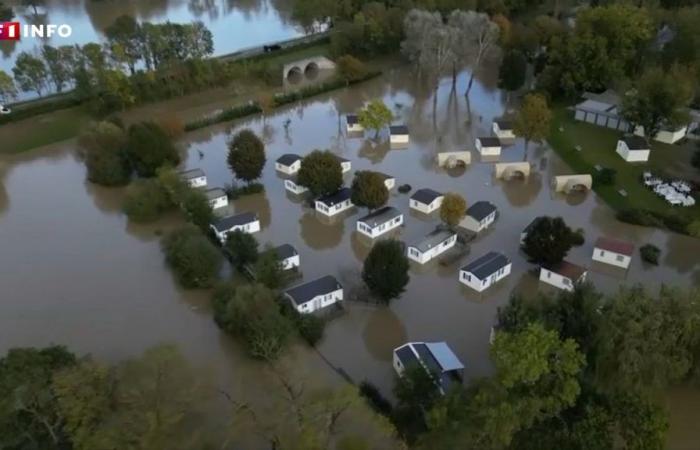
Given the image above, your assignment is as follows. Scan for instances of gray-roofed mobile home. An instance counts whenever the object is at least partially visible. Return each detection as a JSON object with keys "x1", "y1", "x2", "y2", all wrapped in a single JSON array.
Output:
[
  {"x1": 407, "y1": 229, "x2": 457, "y2": 264},
  {"x1": 284, "y1": 275, "x2": 343, "y2": 313},
  {"x1": 356, "y1": 206, "x2": 404, "y2": 238},
  {"x1": 393, "y1": 341, "x2": 464, "y2": 394},
  {"x1": 459, "y1": 252, "x2": 511, "y2": 292}
]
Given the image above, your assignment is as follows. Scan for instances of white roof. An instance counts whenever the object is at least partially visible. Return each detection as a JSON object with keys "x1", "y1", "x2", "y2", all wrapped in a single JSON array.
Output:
[{"x1": 425, "y1": 342, "x2": 464, "y2": 371}]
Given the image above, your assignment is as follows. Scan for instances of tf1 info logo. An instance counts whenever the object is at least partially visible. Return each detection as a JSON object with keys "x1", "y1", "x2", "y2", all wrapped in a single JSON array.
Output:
[{"x1": 0, "y1": 22, "x2": 73, "y2": 41}]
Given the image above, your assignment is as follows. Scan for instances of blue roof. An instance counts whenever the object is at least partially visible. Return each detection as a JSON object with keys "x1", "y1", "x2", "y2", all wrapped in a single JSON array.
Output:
[{"x1": 425, "y1": 342, "x2": 464, "y2": 372}]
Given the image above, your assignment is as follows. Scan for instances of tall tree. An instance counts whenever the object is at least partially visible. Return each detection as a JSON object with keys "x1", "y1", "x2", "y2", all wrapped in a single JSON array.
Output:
[
  {"x1": 125, "y1": 122, "x2": 180, "y2": 177},
  {"x1": 162, "y1": 225, "x2": 222, "y2": 288},
  {"x1": 297, "y1": 150, "x2": 343, "y2": 196},
  {"x1": 12, "y1": 52, "x2": 49, "y2": 97},
  {"x1": 357, "y1": 99, "x2": 393, "y2": 138},
  {"x1": 0, "y1": 1, "x2": 13, "y2": 21},
  {"x1": 362, "y1": 239, "x2": 410, "y2": 302},
  {"x1": 521, "y1": 216, "x2": 580, "y2": 266},
  {"x1": 498, "y1": 50, "x2": 527, "y2": 96},
  {"x1": 0, "y1": 70, "x2": 17, "y2": 103},
  {"x1": 514, "y1": 93, "x2": 551, "y2": 155},
  {"x1": 41, "y1": 45, "x2": 74, "y2": 93},
  {"x1": 351, "y1": 171, "x2": 389, "y2": 210},
  {"x1": 223, "y1": 229, "x2": 259, "y2": 269},
  {"x1": 439, "y1": 192, "x2": 467, "y2": 228},
  {"x1": 105, "y1": 15, "x2": 144, "y2": 75},
  {"x1": 253, "y1": 248, "x2": 285, "y2": 289},
  {"x1": 78, "y1": 120, "x2": 132, "y2": 186},
  {"x1": 227, "y1": 129, "x2": 266, "y2": 183}
]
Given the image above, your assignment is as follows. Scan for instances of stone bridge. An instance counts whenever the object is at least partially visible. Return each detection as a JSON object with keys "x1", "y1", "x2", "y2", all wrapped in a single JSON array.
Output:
[
  {"x1": 436, "y1": 151, "x2": 471, "y2": 168},
  {"x1": 494, "y1": 162, "x2": 530, "y2": 179},
  {"x1": 284, "y1": 56, "x2": 336, "y2": 79},
  {"x1": 552, "y1": 174, "x2": 593, "y2": 193}
]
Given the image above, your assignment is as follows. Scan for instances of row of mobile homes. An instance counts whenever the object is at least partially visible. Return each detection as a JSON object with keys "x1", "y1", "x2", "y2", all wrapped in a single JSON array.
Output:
[
  {"x1": 356, "y1": 206, "x2": 403, "y2": 239},
  {"x1": 275, "y1": 153, "x2": 302, "y2": 174},
  {"x1": 459, "y1": 252, "x2": 511, "y2": 292},
  {"x1": 179, "y1": 168, "x2": 207, "y2": 188},
  {"x1": 210, "y1": 212, "x2": 260, "y2": 243},
  {"x1": 393, "y1": 341, "x2": 464, "y2": 395},
  {"x1": 410, "y1": 188, "x2": 444, "y2": 214},
  {"x1": 407, "y1": 229, "x2": 457, "y2": 264},
  {"x1": 206, "y1": 188, "x2": 228, "y2": 210},
  {"x1": 284, "y1": 275, "x2": 343, "y2": 314},
  {"x1": 460, "y1": 201, "x2": 497, "y2": 233},
  {"x1": 315, "y1": 188, "x2": 354, "y2": 217}
]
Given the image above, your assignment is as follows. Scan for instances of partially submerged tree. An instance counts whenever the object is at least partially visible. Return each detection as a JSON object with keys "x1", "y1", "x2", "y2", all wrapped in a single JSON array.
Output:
[
  {"x1": 358, "y1": 99, "x2": 393, "y2": 138},
  {"x1": 224, "y1": 229, "x2": 259, "y2": 269},
  {"x1": 514, "y1": 93, "x2": 552, "y2": 155},
  {"x1": 78, "y1": 120, "x2": 131, "y2": 186},
  {"x1": 253, "y1": 248, "x2": 285, "y2": 289},
  {"x1": 12, "y1": 52, "x2": 49, "y2": 97},
  {"x1": 362, "y1": 239, "x2": 410, "y2": 302},
  {"x1": 162, "y1": 225, "x2": 222, "y2": 288},
  {"x1": 336, "y1": 54, "x2": 368, "y2": 84},
  {"x1": 498, "y1": 50, "x2": 527, "y2": 96},
  {"x1": 122, "y1": 179, "x2": 173, "y2": 223},
  {"x1": 521, "y1": 216, "x2": 581, "y2": 266},
  {"x1": 227, "y1": 129, "x2": 266, "y2": 183},
  {"x1": 351, "y1": 171, "x2": 389, "y2": 210},
  {"x1": 297, "y1": 150, "x2": 343, "y2": 196},
  {"x1": 0, "y1": 70, "x2": 17, "y2": 103},
  {"x1": 125, "y1": 121, "x2": 180, "y2": 177},
  {"x1": 439, "y1": 192, "x2": 467, "y2": 228}
]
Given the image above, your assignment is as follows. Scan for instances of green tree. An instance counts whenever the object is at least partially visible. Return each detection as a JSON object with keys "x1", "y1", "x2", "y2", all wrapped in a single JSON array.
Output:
[
  {"x1": 392, "y1": 364, "x2": 441, "y2": 440},
  {"x1": 297, "y1": 150, "x2": 343, "y2": 196},
  {"x1": 105, "y1": 15, "x2": 143, "y2": 75},
  {"x1": 612, "y1": 393, "x2": 669, "y2": 450},
  {"x1": 358, "y1": 99, "x2": 393, "y2": 138},
  {"x1": 180, "y1": 187, "x2": 213, "y2": 231},
  {"x1": 41, "y1": 45, "x2": 74, "y2": 93},
  {"x1": 254, "y1": 247, "x2": 284, "y2": 289},
  {"x1": 12, "y1": 52, "x2": 49, "y2": 96},
  {"x1": 0, "y1": 69, "x2": 17, "y2": 103},
  {"x1": 227, "y1": 129, "x2": 266, "y2": 183},
  {"x1": 20, "y1": 0, "x2": 44, "y2": 15},
  {"x1": 224, "y1": 229, "x2": 259, "y2": 269},
  {"x1": 0, "y1": 2, "x2": 13, "y2": 21},
  {"x1": 498, "y1": 50, "x2": 527, "y2": 94},
  {"x1": 78, "y1": 120, "x2": 131, "y2": 186},
  {"x1": 336, "y1": 54, "x2": 368, "y2": 84},
  {"x1": 439, "y1": 192, "x2": 467, "y2": 228},
  {"x1": 162, "y1": 225, "x2": 222, "y2": 288},
  {"x1": 521, "y1": 216, "x2": 580, "y2": 266},
  {"x1": 362, "y1": 239, "x2": 410, "y2": 302},
  {"x1": 122, "y1": 178, "x2": 173, "y2": 223},
  {"x1": 350, "y1": 171, "x2": 389, "y2": 210},
  {"x1": 514, "y1": 93, "x2": 551, "y2": 152},
  {"x1": 125, "y1": 122, "x2": 180, "y2": 177}
]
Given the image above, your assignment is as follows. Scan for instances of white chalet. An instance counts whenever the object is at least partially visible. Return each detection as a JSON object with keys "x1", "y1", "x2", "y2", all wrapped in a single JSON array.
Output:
[
  {"x1": 284, "y1": 177, "x2": 309, "y2": 195},
  {"x1": 393, "y1": 341, "x2": 464, "y2": 395},
  {"x1": 272, "y1": 244, "x2": 300, "y2": 270},
  {"x1": 346, "y1": 114, "x2": 363, "y2": 133},
  {"x1": 460, "y1": 201, "x2": 497, "y2": 233},
  {"x1": 210, "y1": 212, "x2": 260, "y2": 243},
  {"x1": 592, "y1": 237, "x2": 634, "y2": 269},
  {"x1": 492, "y1": 120, "x2": 515, "y2": 139},
  {"x1": 284, "y1": 275, "x2": 343, "y2": 314},
  {"x1": 179, "y1": 168, "x2": 207, "y2": 188},
  {"x1": 476, "y1": 137, "x2": 502, "y2": 156},
  {"x1": 275, "y1": 154, "x2": 302, "y2": 174},
  {"x1": 315, "y1": 188, "x2": 354, "y2": 217},
  {"x1": 407, "y1": 229, "x2": 457, "y2": 264},
  {"x1": 356, "y1": 206, "x2": 403, "y2": 239},
  {"x1": 389, "y1": 125, "x2": 410, "y2": 145},
  {"x1": 459, "y1": 252, "x2": 512, "y2": 292},
  {"x1": 205, "y1": 188, "x2": 228, "y2": 209},
  {"x1": 539, "y1": 260, "x2": 588, "y2": 292},
  {"x1": 335, "y1": 155, "x2": 352, "y2": 174},
  {"x1": 616, "y1": 136, "x2": 650, "y2": 162},
  {"x1": 410, "y1": 188, "x2": 444, "y2": 214}
]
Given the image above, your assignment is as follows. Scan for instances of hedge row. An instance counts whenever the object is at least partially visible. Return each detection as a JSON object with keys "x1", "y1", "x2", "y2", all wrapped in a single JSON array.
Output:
[{"x1": 0, "y1": 95, "x2": 84, "y2": 125}]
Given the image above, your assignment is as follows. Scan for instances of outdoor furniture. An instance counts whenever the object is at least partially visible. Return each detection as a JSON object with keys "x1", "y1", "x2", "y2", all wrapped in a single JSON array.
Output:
[{"x1": 618, "y1": 189, "x2": 628, "y2": 197}]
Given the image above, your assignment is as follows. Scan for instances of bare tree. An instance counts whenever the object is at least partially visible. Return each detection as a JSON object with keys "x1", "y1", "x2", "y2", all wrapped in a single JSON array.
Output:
[{"x1": 449, "y1": 10, "x2": 500, "y2": 98}]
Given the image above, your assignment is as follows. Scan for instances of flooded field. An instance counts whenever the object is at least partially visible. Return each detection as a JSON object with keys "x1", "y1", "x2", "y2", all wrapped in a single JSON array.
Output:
[{"x1": 1, "y1": 65, "x2": 699, "y2": 447}]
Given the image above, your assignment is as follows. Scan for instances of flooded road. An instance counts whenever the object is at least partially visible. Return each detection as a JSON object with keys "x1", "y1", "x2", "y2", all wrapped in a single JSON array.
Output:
[{"x1": 1, "y1": 64, "x2": 698, "y2": 447}]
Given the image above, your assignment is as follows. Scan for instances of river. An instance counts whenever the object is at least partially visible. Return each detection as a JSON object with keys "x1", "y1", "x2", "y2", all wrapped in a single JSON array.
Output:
[{"x1": 1, "y1": 63, "x2": 699, "y2": 448}]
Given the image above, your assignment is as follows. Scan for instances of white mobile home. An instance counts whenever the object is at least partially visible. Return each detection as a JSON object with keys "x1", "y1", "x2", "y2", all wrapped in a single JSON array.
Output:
[
  {"x1": 410, "y1": 188, "x2": 444, "y2": 214},
  {"x1": 335, "y1": 155, "x2": 352, "y2": 174},
  {"x1": 179, "y1": 168, "x2": 207, "y2": 188},
  {"x1": 592, "y1": 237, "x2": 634, "y2": 269},
  {"x1": 407, "y1": 229, "x2": 457, "y2": 264},
  {"x1": 539, "y1": 261, "x2": 588, "y2": 292},
  {"x1": 346, "y1": 114, "x2": 363, "y2": 133},
  {"x1": 272, "y1": 244, "x2": 300, "y2": 270},
  {"x1": 393, "y1": 341, "x2": 464, "y2": 395},
  {"x1": 634, "y1": 125, "x2": 687, "y2": 144},
  {"x1": 476, "y1": 137, "x2": 502, "y2": 156},
  {"x1": 284, "y1": 275, "x2": 343, "y2": 314},
  {"x1": 574, "y1": 90, "x2": 632, "y2": 132},
  {"x1": 356, "y1": 206, "x2": 403, "y2": 239},
  {"x1": 459, "y1": 252, "x2": 511, "y2": 292},
  {"x1": 460, "y1": 201, "x2": 497, "y2": 233},
  {"x1": 210, "y1": 212, "x2": 260, "y2": 243},
  {"x1": 390, "y1": 125, "x2": 410, "y2": 145},
  {"x1": 315, "y1": 188, "x2": 354, "y2": 217},
  {"x1": 616, "y1": 136, "x2": 650, "y2": 162},
  {"x1": 275, "y1": 154, "x2": 302, "y2": 174},
  {"x1": 284, "y1": 178, "x2": 309, "y2": 195},
  {"x1": 492, "y1": 120, "x2": 515, "y2": 139},
  {"x1": 205, "y1": 188, "x2": 228, "y2": 209}
]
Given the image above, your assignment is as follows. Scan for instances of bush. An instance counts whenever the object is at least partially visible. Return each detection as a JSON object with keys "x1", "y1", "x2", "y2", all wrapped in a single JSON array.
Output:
[
  {"x1": 572, "y1": 228, "x2": 585, "y2": 246},
  {"x1": 162, "y1": 226, "x2": 223, "y2": 288},
  {"x1": 224, "y1": 230, "x2": 259, "y2": 269},
  {"x1": 398, "y1": 184, "x2": 412, "y2": 194},
  {"x1": 640, "y1": 244, "x2": 661, "y2": 265},
  {"x1": 595, "y1": 168, "x2": 616, "y2": 185},
  {"x1": 78, "y1": 120, "x2": 131, "y2": 186},
  {"x1": 123, "y1": 179, "x2": 173, "y2": 222},
  {"x1": 362, "y1": 239, "x2": 410, "y2": 302},
  {"x1": 336, "y1": 54, "x2": 369, "y2": 83},
  {"x1": 616, "y1": 209, "x2": 664, "y2": 227},
  {"x1": 224, "y1": 182, "x2": 265, "y2": 199},
  {"x1": 180, "y1": 188, "x2": 214, "y2": 231},
  {"x1": 125, "y1": 121, "x2": 180, "y2": 177},
  {"x1": 359, "y1": 381, "x2": 393, "y2": 417},
  {"x1": 296, "y1": 314, "x2": 325, "y2": 346},
  {"x1": 157, "y1": 116, "x2": 185, "y2": 139},
  {"x1": 227, "y1": 129, "x2": 266, "y2": 183}
]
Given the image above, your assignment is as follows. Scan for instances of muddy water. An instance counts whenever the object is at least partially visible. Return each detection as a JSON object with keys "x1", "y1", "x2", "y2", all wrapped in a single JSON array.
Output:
[{"x1": 1, "y1": 64, "x2": 698, "y2": 447}]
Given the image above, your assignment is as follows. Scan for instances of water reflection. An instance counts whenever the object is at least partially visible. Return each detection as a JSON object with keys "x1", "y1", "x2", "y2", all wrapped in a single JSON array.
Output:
[
  {"x1": 362, "y1": 307, "x2": 407, "y2": 361},
  {"x1": 299, "y1": 210, "x2": 345, "y2": 250},
  {"x1": 496, "y1": 172, "x2": 542, "y2": 208},
  {"x1": 232, "y1": 191, "x2": 272, "y2": 229}
]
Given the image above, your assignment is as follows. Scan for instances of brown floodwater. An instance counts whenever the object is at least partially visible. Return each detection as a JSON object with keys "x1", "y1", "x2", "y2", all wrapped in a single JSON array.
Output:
[{"x1": 1, "y1": 64, "x2": 698, "y2": 448}]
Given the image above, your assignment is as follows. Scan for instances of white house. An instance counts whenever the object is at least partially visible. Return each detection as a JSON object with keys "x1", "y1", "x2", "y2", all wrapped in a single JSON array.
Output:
[
  {"x1": 459, "y1": 252, "x2": 512, "y2": 292},
  {"x1": 539, "y1": 261, "x2": 588, "y2": 292},
  {"x1": 492, "y1": 120, "x2": 515, "y2": 139},
  {"x1": 407, "y1": 229, "x2": 457, "y2": 264},
  {"x1": 284, "y1": 178, "x2": 309, "y2": 195},
  {"x1": 315, "y1": 187, "x2": 354, "y2": 217},
  {"x1": 616, "y1": 136, "x2": 650, "y2": 162},
  {"x1": 346, "y1": 114, "x2": 363, "y2": 133},
  {"x1": 335, "y1": 155, "x2": 352, "y2": 174},
  {"x1": 205, "y1": 188, "x2": 228, "y2": 209},
  {"x1": 179, "y1": 168, "x2": 207, "y2": 188},
  {"x1": 210, "y1": 212, "x2": 260, "y2": 243},
  {"x1": 377, "y1": 172, "x2": 396, "y2": 190},
  {"x1": 460, "y1": 201, "x2": 497, "y2": 233},
  {"x1": 356, "y1": 206, "x2": 403, "y2": 239},
  {"x1": 475, "y1": 137, "x2": 502, "y2": 156},
  {"x1": 275, "y1": 154, "x2": 302, "y2": 174},
  {"x1": 393, "y1": 341, "x2": 464, "y2": 395},
  {"x1": 284, "y1": 275, "x2": 343, "y2": 314},
  {"x1": 592, "y1": 237, "x2": 634, "y2": 269},
  {"x1": 272, "y1": 244, "x2": 300, "y2": 270},
  {"x1": 634, "y1": 124, "x2": 687, "y2": 144},
  {"x1": 390, "y1": 125, "x2": 410, "y2": 145},
  {"x1": 410, "y1": 188, "x2": 444, "y2": 214}
]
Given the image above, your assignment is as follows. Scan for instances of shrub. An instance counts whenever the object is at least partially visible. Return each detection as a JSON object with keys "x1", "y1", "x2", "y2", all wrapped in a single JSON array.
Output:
[
  {"x1": 616, "y1": 209, "x2": 663, "y2": 227},
  {"x1": 398, "y1": 184, "x2": 412, "y2": 194},
  {"x1": 224, "y1": 230, "x2": 259, "y2": 269},
  {"x1": 123, "y1": 179, "x2": 173, "y2": 222},
  {"x1": 640, "y1": 244, "x2": 661, "y2": 265},
  {"x1": 125, "y1": 121, "x2": 180, "y2": 177},
  {"x1": 336, "y1": 54, "x2": 369, "y2": 83},
  {"x1": 297, "y1": 150, "x2": 343, "y2": 196},
  {"x1": 572, "y1": 228, "x2": 585, "y2": 246},
  {"x1": 595, "y1": 168, "x2": 616, "y2": 185},
  {"x1": 157, "y1": 115, "x2": 185, "y2": 139},
  {"x1": 162, "y1": 226, "x2": 223, "y2": 288},
  {"x1": 224, "y1": 182, "x2": 265, "y2": 199},
  {"x1": 78, "y1": 120, "x2": 131, "y2": 186},
  {"x1": 359, "y1": 381, "x2": 393, "y2": 417},
  {"x1": 362, "y1": 239, "x2": 410, "y2": 302},
  {"x1": 296, "y1": 314, "x2": 325, "y2": 346}
]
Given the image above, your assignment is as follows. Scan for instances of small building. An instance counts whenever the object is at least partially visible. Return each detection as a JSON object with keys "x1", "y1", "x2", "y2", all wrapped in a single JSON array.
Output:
[
  {"x1": 520, "y1": 217, "x2": 545, "y2": 245},
  {"x1": 616, "y1": 136, "x2": 650, "y2": 163},
  {"x1": 492, "y1": 120, "x2": 515, "y2": 139},
  {"x1": 205, "y1": 188, "x2": 228, "y2": 209},
  {"x1": 459, "y1": 251, "x2": 512, "y2": 292},
  {"x1": 475, "y1": 137, "x2": 502, "y2": 156},
  {"x1": 460, "y1": 201, "x2": 497, "y2": 233},
  {"x1": 356, "y1": 206, "x2": 403, "y2": 239},
  {"x1": 376, "y1": 172, "x2": 396, "y2": 190},
  {"x1": 390, "y1": 125, "x2": 409, "y2": 145},
  {"x1": 436, "y1": 151, "x2": 471, "y2": 168},
  {"x1": 407, "y1": 229, "x2": 457, "y2": 264},
  {"x1": 393, "y1": 341, "x2": 464, "y2": 395},
  {"x1": 284, "y1": 275, "x2": 343, "y2": 314},
  {"x1": 346, "y1": 114, "x2": 363, "y2": 133},
  {"x1": 272, "y1": 244, "x2": 300, "y2": 270},
  {"x1": 552, "y1": 174, "x2": 593, "y2": 194},
  {"x1": 592, "y1": 237, "x2": 634, "y2": 269},
  {"x1": 409, "y1": 188, "x2": 444, "y2": 214},
  {"x1": 284, "y1": 178, "x2": 308, "y2": 195},
  {"x1": 539, "y1": 260, "x2": 588, "y2": 292},
  {"x1": 335, "y1": 155, "x2": 352, "y2": 174},
  {"x1": 634, "y1": 124, "x2": 687, "y2": 145},
  {"x1": 315, "y1": 187, "x2": 354, "y2": 217},
  {"x1": 275, "y1": 153, "x2": 302, "y2": 174},
  {"x1": 210, "y1": 212, "x2": 260, "y2": 243},
  {"x1": 179, "y1": 168, "x2": 207, "y2": 188},
  {"x1": 574, "y1": 90, "x2": 632, "y2": 132},
  {"x1": 494, "y1": 162, "x2": 530, "y2": 180}
]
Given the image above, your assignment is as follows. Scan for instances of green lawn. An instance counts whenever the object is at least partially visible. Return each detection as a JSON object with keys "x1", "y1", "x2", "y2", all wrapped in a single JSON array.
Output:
[
  {"x1": 0, "y1": 107, "x2": 90, "y2": 155},
  {"x1": 547, "y1": 107, "x2": 700, "y2": 218}
]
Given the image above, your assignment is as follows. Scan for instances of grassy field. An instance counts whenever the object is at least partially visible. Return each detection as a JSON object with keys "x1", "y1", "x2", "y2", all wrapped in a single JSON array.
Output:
[
  {"x1": 0, "y1": 107, "x2": 90, "y2": 155},
  {"x1": 547, "y1": 107, "x2": 700, "y2": 218}
]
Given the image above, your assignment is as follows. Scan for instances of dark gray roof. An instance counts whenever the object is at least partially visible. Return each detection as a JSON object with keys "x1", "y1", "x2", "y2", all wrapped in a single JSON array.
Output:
[
  {"x1": 410, "y1": 188, "x2": 442, "y2": 204},
  {"x1": 523, "y1": 217, "x2": 545, "y2": 234},
  {"x1": 346, "y1": 114, "x2": 358, "y2": 124},
  {"x1": 621, "y1": 135, "x2": 649, "y2": 150},
  {"x1": 478, "y1": 137, "x2": 501, "y2": 147},
  {"x1": 466, "y1": 201, "x2": 497, "y2": 221},
  {"x1": 179, "y1": 168, "x2": 205, "y2": 179},
  {"x1": 285, "y1": 275, "x2": 342, "y2": 305},
  {"x1": 374, "y1": 171, "x2": 394, "y2": 180},
  {"x1": 410, "y1": 229, "x2": 455, "y2": 253},
  {"x1": 395, "y1": 345, "x2": 419, "y2": 368},
  {"x1": 276, "y1": 153, "x2": 301, "y2": 166},
  {"x1": 461, "y1": 252, "x2": 510, "y2": 280},
  {"x1": 334, "y1": 154, "x2": 350, "y2": 163},
  {"x1": 273, "y1": 244, "x2": 298, "y2": 260},
  {"x1": 494, "y1": 119, "x2": 513, "y2": 130},
  {"x1": 390, "y1": 125, "x2": 409, "y2": 135},
  {"x1": 205, "y1": 188, "x2": 226, "y2": 200},
  {"x1": 358, "y1": 206, "x2": 402, "y2": 228},
  {"x1": 317, "y1": 187, "x2": 352, "y2": 207},
  {"x1": 212, "y1": 212, "x2": 258, "y2": 232},
  {"x1": 395, "y1": 342, "x2": 464, "y2": 393}
]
